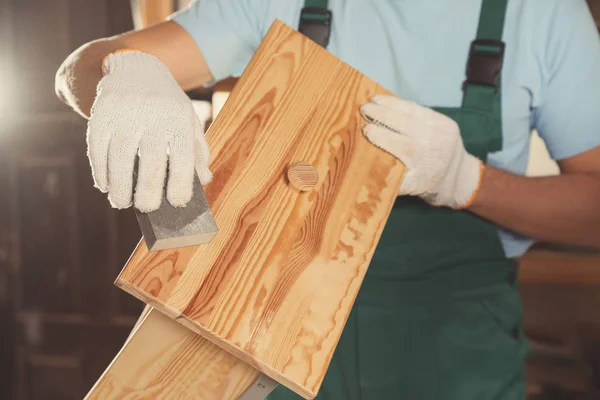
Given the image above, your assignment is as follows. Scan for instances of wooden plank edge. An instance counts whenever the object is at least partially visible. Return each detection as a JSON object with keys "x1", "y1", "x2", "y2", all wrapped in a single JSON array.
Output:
[
  {"x1": 85, "y1": 308, "x2": 263, "y2": 400},
  {"x1": 84, "y1": 307, "x2": 153, "y2": 399},
  {"x1": 115, "y1": 277, "x2": 317, "y2": 399}
]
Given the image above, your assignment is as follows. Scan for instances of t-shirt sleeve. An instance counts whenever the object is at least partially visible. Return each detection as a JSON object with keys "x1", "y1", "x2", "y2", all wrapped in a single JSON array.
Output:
[
  {"x1": 169, "y1": 0, "x2": 269, "y2": 84},
  {"x1": 532, "y1": 0, "x2": 600, "y2": 160}
]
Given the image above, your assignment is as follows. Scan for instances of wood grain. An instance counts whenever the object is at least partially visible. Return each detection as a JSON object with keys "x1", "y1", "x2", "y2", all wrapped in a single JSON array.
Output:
[
  {"x1": 86, "y1": 309, "x2": 260, "y2": 400},
  {"x1": 287, "y1": 162, "x2": 319, "y2": 192},
  {"x1": 116, "y1": 20, "x2": 405, "y2": 399}
]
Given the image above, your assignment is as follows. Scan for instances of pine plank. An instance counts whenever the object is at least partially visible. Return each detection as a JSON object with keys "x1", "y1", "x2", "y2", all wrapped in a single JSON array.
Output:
[
  {"x1": 115, "y1": 20, "x2": 405, "y2": 399},
  {"x1": 86, "y1": 309, "x2": 260, "y2": 400}
]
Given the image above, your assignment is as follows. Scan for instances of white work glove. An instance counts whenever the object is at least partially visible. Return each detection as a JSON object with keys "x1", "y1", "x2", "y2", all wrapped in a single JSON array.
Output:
[
  {"x1": 87, "y1": 49, "x2": 212, "y2": 213},
  {"x1": 360, "y1": 95, "x2": 484, "y2": 209}
]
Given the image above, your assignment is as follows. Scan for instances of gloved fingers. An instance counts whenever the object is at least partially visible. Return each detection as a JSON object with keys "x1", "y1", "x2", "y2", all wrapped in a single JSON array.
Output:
[
  {"x1": 134, "y1": 133, "x2": 169, "y2": 213},
  {"x1": 359, "y1": 101, "x2": 417, "y2": 137},
  {"x1": 107, "y1": 131, "x2": 142, "y2": 209},
  {"x1": 397, "y1": 177, "x2": 430, "y2": 198},
  {"x1": 368, "y1": 94, "x2": 439, "y2": 122},
  {"x1": 166, "y1": 125, "x2": 195, "y2": 208},
  {"x1": 85, "y1": 116, "x2": 113, "y2": 193},
  {"x1": 362, "y1": 123, "x2": 416, "y2": 169},
  {"x1": 368, "y1": 94, "x2": 418, "y2": 112},
  {"x1": 193, "y1": 117, "x2": 213, "y2": 186},
  {"x1": 364, "y1": 123, "x2": 431, "y2": 198},
  {"x1": 366, "y1": 94, "x2": 459, "y2": 134}
]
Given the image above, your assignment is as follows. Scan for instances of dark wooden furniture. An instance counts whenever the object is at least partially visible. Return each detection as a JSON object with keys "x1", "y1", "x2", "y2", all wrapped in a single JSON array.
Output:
[
  {"x1": 519, "y1": 3, "x2": 600, "y2": 397},
  {"x1": 0, "y1": 1, "x2": 143, "y2": 399},
  {"x1": 521, "y1": 245, "x2": 600, "y2": 399}
]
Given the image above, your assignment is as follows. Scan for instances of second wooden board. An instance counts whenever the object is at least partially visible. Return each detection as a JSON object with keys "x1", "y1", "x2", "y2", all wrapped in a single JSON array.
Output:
[
  {"x1": 86, "y1": 309, "x2": 260, "y2": 400},
  {"x1": 116, "y1": 20, "x2": 405, "y2": 399}
]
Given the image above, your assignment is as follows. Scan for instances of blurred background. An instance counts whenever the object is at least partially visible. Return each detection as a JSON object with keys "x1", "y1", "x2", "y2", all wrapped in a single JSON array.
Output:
[{"x1": 0, "y1": 1, "x2": 599, "y2": 399}]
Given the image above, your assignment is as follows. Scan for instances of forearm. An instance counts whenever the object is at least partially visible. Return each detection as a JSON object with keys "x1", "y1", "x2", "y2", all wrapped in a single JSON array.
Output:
[
  {"x1": 55, "y1": 38, "x2": 122, "y2": 118},
  {"x1": 55, "y1": 21, "x2": 213, "y2": 118},
  {"x1": 469, "y1": 165, "x2": 600, "y2": 249}
]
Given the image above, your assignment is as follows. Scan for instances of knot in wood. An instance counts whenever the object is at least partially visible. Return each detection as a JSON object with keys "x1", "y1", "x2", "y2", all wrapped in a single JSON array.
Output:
[{"x1": 287, "y1": 162, "x2": 318, "y2": 191}]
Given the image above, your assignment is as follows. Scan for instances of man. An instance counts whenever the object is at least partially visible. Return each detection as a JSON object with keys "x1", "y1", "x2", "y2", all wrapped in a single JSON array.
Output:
[{"x1": 55, "y1": 0, "x2": 600, "y2": 398}]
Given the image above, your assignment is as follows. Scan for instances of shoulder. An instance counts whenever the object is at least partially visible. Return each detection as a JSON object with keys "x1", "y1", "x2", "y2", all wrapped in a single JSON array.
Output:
[
  {"x1": 259, "y1": 0, "x2": 306, "y2": 37},
  {"x1": 507, "y1": 0, "x2": 595, "y2": 41},
  {"x1": 502, "y1": 0, "x2": 598, "y2": 95},
  {"x1": 172, "y1": 0, "x2": 304, "y2": 35},
  {"x1": 520, "y1": 0, "x2": 600, "y2": 160},
  {"x1": 508, "y1": 0, "x2": 591, "y2": 19}
]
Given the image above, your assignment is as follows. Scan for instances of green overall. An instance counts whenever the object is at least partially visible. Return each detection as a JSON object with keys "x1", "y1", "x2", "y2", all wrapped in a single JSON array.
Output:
[{"x1": 268, "y1": 0, "x2": 529, "y2": 398}]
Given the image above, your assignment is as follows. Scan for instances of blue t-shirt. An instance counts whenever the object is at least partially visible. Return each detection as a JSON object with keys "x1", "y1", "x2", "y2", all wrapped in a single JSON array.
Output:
[{"x1": 171, "y1": 0, "x2": 600, "y2": 258}]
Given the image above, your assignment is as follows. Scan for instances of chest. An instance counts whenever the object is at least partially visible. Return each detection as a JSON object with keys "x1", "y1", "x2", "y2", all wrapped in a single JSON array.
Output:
[
  {"x1": 278, "y1": 0, "x2": 536, "y2": 118},
  {"x1": 273, "y1": 0, "x2": 540, "y2": 170}
]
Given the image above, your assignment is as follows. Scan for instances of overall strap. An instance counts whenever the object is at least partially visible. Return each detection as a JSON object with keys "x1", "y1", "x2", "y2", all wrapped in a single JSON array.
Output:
[
  {"x1": 299, "y1": 0, "x2": 332, "y2": 47},
  {"x1": 462, "y1": 0, "x2": 508, "y2": 112}
]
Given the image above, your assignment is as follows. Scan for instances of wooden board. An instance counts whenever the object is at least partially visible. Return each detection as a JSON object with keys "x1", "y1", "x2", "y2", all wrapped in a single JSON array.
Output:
[
  {"x1": 86, "y1": 309, "x2": 260, "y2": 400},
  {"x1": 115, "y1": 20, "x2": 405, "y2": 399}
]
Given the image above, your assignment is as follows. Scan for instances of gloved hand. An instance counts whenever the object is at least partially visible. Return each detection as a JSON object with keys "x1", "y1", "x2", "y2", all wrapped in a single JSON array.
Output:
[
  {"x1": 360, "y1": 95, "x2": 483, "y2": 209},
  {"x1": 87, "y1": 49, "x2": 212, "y2": 213}
]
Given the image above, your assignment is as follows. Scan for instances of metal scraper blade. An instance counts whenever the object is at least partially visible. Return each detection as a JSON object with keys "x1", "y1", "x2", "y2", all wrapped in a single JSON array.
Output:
[{"x1": 237, "y1": 374, "x2": 279, "y2": 400}]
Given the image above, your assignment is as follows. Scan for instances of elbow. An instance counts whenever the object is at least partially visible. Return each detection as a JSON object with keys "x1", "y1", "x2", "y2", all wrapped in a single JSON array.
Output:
[
  {"x1": 586, "y1": 185, "x2": 600, "y2": 250},
  {"x1": 591, "y1": 178, "x2": 600, "y2": 249},
  {"x1": 593, "y1": 215, "x2": 600, "y2": 250}
]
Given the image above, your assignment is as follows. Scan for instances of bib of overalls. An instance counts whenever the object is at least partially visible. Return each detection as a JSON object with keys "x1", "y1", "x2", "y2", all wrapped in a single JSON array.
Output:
[{"x1": 268, "y1": 1, "x2": 529, "y2": 398}]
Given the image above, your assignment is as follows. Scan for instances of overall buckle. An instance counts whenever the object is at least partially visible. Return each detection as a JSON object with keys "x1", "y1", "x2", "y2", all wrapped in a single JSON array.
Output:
[
  {"x1": 299, "y1": 7, "x2": 332, "y2": 47},
  {"x1": 463, "y1": 39, "x2": 505, "y2": 92}
]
